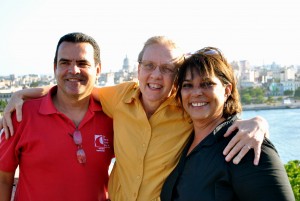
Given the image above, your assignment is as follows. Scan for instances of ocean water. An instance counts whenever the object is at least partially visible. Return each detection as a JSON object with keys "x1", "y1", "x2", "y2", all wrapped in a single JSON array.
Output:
[{"x1": 242, "y1": 108, "x2": 300, "y2": 164}]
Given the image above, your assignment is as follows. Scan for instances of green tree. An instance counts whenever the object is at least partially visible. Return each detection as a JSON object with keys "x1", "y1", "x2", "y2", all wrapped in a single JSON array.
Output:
[
  {"x1": 0, "y1": 99, "x2": 7, "y2": 112},
  {"x1": 256, "y1": 95, "x2": 265, "y2": 104},
  {"x1": 241, "y1": 94, "x2": 251, "y2": 104},
  {"x1": 240, "y1": 87, "x2": 265, "y2": 104},
  {"x1": 253, "y1": 87, "x2": 264, "y2": 97},
  {"x1": 266, "y1": 96, "x2": 275, "y2": 104},
  {"x1": 295, "y1": 87, "x2": 300, "y2": 99},
  {"x1": 30, "y1": 81, "x2": 39, "y2": 87},
  {"x1": 285, "y1": 160, "x2": 300, "y2": 201},
  {"x1": 284, "y1": 90, "x2": 294, "y2": 96}
]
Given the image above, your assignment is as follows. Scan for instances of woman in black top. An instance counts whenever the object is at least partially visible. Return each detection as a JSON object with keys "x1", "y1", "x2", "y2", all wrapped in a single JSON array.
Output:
[{"x1": 161, "y1": 47, "x2": 294, "y2": 201}]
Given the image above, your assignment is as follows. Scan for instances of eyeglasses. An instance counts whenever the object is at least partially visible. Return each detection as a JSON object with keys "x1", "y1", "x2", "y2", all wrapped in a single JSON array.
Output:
[
  {"x1": 184, "y1": 47, "x2": 221, "y2": 60},
  {"x1": 196, "y1": 47, "x2": 219, "y2": 55},
  {"x1": 72, "y1": 129, "x2": 86, "y2": 164},
  {"x1": 139, "y1": 60, "x2": 177, "y2": 75}
]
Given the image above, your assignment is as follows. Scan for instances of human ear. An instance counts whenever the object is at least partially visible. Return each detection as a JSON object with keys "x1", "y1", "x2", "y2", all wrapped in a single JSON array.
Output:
[{"x1": 225, "y1": 83, "x2": 232, "y2": 98}]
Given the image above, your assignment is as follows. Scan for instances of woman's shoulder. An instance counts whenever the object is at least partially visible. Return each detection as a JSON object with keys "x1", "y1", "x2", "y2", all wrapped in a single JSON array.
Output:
[{"x1": 100, "y1": 81, "x2": 138, "y2": 95}]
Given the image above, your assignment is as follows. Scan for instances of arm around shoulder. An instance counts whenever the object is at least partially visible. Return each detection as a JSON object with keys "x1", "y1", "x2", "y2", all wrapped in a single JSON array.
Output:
[
  {"x1": 18, "y1": 85, "x2": 53, "y2": 100},
  {"x1": 2, "y1": 85, "x2": 52, "y2": 138},
  {"x1": 230, "y1": 140, "x2": 294, "y2": 201},
  {"x1": 253, "y1": 116, "x2": 270, "y2": 138}
]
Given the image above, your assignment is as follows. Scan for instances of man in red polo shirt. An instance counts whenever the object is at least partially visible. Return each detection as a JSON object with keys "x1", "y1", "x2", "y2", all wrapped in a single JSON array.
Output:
[{"x1": 0, "y1": 32, "x2": 114, "y2": 201}]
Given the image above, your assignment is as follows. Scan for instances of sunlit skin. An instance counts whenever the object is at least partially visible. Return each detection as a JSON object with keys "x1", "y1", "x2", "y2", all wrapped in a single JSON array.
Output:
[
  {"x1": 181, "y1": 69, "x2": 232, "y2": 143},
  {"x1": 55, "y1": 42, "x2": 100, "y2": 102},
  {"x1": 137, "y1": 43, "x2": 181, "y2": 117}
]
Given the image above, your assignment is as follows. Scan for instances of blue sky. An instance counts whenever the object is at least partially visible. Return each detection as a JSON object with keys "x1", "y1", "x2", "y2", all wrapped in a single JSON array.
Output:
[{"x1": 0, "y1": 0, "x2": 299, "y2": 76}]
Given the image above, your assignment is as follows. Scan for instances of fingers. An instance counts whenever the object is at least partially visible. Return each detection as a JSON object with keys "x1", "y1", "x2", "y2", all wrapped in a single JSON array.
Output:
[
  {"x1": 3, "y1": 117, "x2": 9, "y2": 139},
  {"x1": 232, "y1": 144, "x2": 252, "y2": 164},
  {"x1": 223, "y1": 121, "x2": 239, "y2": 137},
  {"x1": 2, "y1": 97, "x2": 23, "y2": 138},
  {"x1": 225, "y1": 141, "x2": 253, "y2": 165},
  {"x1": 0, "y1": 118, "x2": 3, "y2": 139},
  {"x1": 224, "y1": 134, "x2": 249, "y2": 162},
  {"x1": 3, "y1": 114, "x2": 13, "y2": 139},
  {"x1": 15, "y1": 102, "x2": 23, "y2": 122},
  {"x1": 232, "y1": 144, "x2": 261, "y2": 165},
  {"x1": 223, "y1": 134, "x2": 239, "y2": 156},
  {"x1": 253, "y1": 142, "x2": 262, "y2": 166},
  {"x1": 224, "y1": 130, "x2": 263, "y2": 165},
  {"x1": 0, "y1": 118, "x2": 3, "y2": 131}
]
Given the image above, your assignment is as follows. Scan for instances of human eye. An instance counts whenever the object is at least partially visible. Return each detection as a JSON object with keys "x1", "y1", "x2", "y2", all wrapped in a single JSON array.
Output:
[
  {"x1": 145, "y1": 62, "x2": 155, "y2": 69},
  {"x1": 141, "y1": 61, "x2": 154, "y2": 70},
  {"x1": 182, "y1": 82, "x2": 193, "y2": 89},
  {"x1": 58, "y1": 59, "x2": 70, "y2": 67},
  {"x1": 77, "y1": 61, "x2": 91, "y2": 68},
  {"x1": 161, "y1": 65, "x2": 176, "y2": 74},
  {"x1": 200, "y1": 81, "x2": 215, "y2": 89}
]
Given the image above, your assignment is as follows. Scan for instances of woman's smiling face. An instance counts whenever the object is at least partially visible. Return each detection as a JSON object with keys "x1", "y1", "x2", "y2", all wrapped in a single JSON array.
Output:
[
  {"x1": 138, "y1": 43, "x2": 179, "y2": 107},
  {"x1": 180, "y1": 68, "x2": 231, "y2": 123}
]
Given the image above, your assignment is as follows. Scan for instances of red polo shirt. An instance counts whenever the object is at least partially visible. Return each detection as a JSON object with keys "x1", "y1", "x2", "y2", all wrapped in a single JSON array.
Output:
[{"x1": 0, "y1": 86, "x2": 114, "y2": 201}]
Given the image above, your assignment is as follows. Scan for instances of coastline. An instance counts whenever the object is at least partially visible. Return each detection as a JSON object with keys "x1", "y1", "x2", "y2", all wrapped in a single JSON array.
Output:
[{"x1": 242, "y1": 102, "x2": 300, "y2": 111}]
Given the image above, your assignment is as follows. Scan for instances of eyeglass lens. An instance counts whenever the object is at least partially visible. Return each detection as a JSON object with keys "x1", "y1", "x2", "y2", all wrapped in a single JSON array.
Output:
[{"x1": 73, "y1": 129, "x2": 86, "y2": 164}]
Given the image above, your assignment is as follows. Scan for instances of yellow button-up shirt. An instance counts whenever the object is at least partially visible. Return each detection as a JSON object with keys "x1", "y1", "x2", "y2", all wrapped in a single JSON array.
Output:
[{"x1": 99, "y1": 82, "x2": 193, "y2": 201}]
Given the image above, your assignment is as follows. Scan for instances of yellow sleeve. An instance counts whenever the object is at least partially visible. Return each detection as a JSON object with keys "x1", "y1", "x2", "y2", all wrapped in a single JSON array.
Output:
[{"x1": 98, "y1": 82, "x2": 137, "y2": 118}]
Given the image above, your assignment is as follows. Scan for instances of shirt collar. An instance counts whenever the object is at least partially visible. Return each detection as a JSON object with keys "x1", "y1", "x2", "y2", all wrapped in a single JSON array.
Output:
[
  {"x1": 213, "y1": 115, "x2": 238, "y2": 139},
  {"x1": 39, "y1": 86, "x2": 102, "y2": 115},
  {"x1": 187, "y1": 114, "x2": 239, "y2": 149}
]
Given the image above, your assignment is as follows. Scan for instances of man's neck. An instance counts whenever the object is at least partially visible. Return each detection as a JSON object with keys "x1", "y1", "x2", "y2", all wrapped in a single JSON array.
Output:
[{"x1": 52, "y1": 93, "x2": 90, "y2": 127}]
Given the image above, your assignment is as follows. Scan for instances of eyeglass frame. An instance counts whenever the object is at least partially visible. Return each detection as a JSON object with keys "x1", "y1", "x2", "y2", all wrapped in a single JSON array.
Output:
[
  {"x1": 184, "y1": 47, "x2": 225, "y2": 61},
  {"x1": 138, "y1": 60, "x2": 178, "y2": 75},
  {"x1": 70, "y1": 129, "x2": 87, "y2": 164}
]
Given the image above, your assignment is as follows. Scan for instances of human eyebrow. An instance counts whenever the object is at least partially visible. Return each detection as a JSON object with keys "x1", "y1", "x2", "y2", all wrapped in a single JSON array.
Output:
[
  {"x1": 76, "y1": 60, "x2": 92, "y2": 68},
  {"x1": 58, "y1": 58, "x2": 71, "y2": 63},
  {"x1": 200, "y1": 76, "x2": 213, "y2": 82}
]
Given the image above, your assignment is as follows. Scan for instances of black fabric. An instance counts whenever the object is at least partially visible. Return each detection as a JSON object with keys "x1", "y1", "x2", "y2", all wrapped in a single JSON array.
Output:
[{"x1": 160, "y1": 115, "x2": 294, "y2": 201}]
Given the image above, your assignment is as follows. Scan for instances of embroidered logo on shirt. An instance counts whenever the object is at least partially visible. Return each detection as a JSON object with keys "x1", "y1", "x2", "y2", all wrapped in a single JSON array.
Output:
[{"x1": 94, "y1": 135, "x2": 110, "y2": 152}]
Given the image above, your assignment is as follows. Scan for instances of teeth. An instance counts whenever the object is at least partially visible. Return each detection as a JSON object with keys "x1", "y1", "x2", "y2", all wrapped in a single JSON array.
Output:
[
  {"x1": 149, "y1": 83, "x2": 162, "y2": 89},
  {"x1": 191, "y1": 102, "x2": 206, "y2": 107},
  {"x1": 68, "y1": 78, "x2": 80, "y2": 81}
]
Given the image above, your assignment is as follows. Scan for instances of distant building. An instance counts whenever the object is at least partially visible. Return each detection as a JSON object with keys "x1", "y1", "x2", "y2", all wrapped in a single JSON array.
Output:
[
  {"x1": 281, "y1": 80, "x2": 300, "y2": 92},
  {"x1": 0, "y1": 87, "x2": 24, "y2": 102},
  {"x1": 122, "y1": 55, "x2": 132, "y2": 72},
  {"x1": 280, "y1": 66, "x2": 295, "y2": 81}
]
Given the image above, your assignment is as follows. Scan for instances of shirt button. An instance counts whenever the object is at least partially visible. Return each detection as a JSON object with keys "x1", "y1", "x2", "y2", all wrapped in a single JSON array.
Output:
[{"x1": 137, "y1": 175, "x2": 141, "y2": 179}]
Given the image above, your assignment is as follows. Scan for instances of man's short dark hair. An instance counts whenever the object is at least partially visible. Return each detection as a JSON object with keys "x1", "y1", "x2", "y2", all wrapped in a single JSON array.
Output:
[{"x1": 54, "y1": 32, "x2": 101, "y2": 65}]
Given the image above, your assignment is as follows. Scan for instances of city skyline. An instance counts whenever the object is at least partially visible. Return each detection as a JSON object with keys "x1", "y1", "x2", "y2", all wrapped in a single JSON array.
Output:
[
  {"x1": 0, "y1": 56, "x2": 297, "y2": 77},
  {"x1": 1, "y1": 0, "x2": 299, "y2": 76}
]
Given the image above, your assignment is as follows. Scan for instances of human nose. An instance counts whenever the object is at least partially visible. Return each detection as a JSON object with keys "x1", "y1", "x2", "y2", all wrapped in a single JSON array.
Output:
[
  {"x1": 150, "y1": 65, "x2": 163, "y2": 76},
  {"x1": 68, "y1": 62, "x2": 81, "y2": 74},
  {"x1": 191, "y1": 87, "x2": 203, "y2": 96}
]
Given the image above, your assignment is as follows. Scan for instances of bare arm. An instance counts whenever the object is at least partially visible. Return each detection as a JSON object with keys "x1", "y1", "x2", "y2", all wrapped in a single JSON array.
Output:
[
  {"x1": 0, "y1": 86, "x2": 52, "y2": 138},
  {"x1": 0, "y1": 170, "x2": 14, "y2": 201},
  {"x1": 0, "y1": 85, "x2": 100, "y2": 138},
  {"x1": 223, "y1": 116, "x2": 269, "y2": 165}
]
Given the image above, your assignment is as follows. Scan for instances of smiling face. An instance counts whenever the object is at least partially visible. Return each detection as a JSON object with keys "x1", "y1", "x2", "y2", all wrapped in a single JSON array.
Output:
[
  {"x1": 54, "y1": 42, "x2": 100, "y2": 100},
  {"x1": 138, "y1": 43, "x2": 180, "y2": 109},
  {"x1": 180, "y1": 68, "x2": 232, "y2": 123}
]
